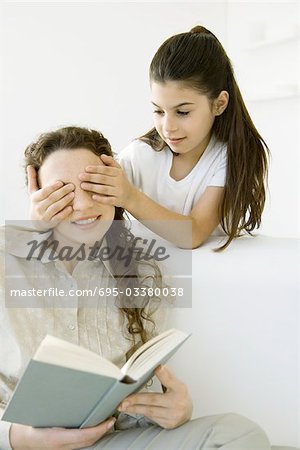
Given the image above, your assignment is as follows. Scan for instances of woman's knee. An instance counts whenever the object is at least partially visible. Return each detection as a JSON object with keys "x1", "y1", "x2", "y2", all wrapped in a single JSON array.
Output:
[{"x1": 192, "y1": 412, "x2": 271, "y2": 449}]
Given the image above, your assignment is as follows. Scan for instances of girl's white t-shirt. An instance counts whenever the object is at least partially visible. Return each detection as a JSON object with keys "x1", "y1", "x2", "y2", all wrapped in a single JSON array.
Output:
[{"x1": 117, "y1": 135, "x2": 227, "y2": 216}]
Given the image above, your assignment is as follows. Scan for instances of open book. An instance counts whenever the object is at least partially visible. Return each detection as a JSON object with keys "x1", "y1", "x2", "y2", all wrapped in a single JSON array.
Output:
[{"x1": 2, "y1": 328, "x2": 190, "y2": 429}]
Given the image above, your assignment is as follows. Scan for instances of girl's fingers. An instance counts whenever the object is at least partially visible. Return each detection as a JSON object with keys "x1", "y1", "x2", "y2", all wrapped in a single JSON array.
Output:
[
  {"x1": 31, "y1": 181, "x2": 66, "y2": 202},
  {"x1": 44, "y1": 192, "x2": 74, "y2": 218},
  {"x1": 27, "y1": 165, "x2": 39, "y2": 194},
  {"x1": 85, "y1": 165, "x2": 119, "y2": 176},
  {"x1": 48, "y1": 205, "x2": 73, "y2": 222},
  {"x1": 46, "y1": 184, "x2": 75, "y2": 202},
  {"x1": 100, "y1": 154, "x2": 122, "y2": 169},
  {"x1": 92, "y1": 194, "x2": 117, "y2": 205},
  {"x1": 81, "y1": 182, "x2": 115, "y2": 196},
  {"x1": 79, "y1": 172, "x2": 115, "y2": 186},
  {"x1": 34, "y1": 185, "x2": 74, "y2": 212},
  {"x1": 32, "y1": 189, "x2": 74, "y2": 223}
]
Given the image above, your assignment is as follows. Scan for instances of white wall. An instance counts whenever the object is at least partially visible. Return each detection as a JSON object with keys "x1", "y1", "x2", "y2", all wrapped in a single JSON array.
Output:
[{"x1": 1, "y1": 1, "x2": 299, "y2": 447}]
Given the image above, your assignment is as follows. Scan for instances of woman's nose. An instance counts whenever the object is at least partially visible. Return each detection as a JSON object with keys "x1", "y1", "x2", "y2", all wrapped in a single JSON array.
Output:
[{"x1": 72, "y1": 188, "x2": 94, "y2": 211}]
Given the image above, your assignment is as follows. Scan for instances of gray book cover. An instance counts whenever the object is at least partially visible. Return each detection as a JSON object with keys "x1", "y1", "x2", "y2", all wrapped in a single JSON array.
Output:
[{"x1": 2, "y1": 334, "x2": 189, "y2": 428}]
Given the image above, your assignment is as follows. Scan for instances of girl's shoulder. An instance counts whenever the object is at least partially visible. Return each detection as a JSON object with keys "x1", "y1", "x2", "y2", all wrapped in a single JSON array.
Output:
[
  {"x1": 200, "y1": 136, "x2": 227, "y2": 169},
  {"x1": 209, "y1": 135, "x2": 227, "y2": 156}
]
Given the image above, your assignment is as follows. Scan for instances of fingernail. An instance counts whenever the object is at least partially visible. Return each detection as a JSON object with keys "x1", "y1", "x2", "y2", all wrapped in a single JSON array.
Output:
[
  {"x1": 121, "y1": 401, "x2": 129, "y2": 410},
  {"x1": 107, "y1": 419, "x2": 116, "y2": 430}
]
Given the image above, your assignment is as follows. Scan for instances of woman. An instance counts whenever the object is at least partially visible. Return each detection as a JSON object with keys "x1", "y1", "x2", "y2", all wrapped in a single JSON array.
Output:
[{"x1": 0, "y1": 126, "x2": 271, "y2": 449}]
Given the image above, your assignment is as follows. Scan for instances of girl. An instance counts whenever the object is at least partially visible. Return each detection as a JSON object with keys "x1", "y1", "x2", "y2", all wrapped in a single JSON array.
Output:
[
  {"x1": 0, "y1": 127, "x2": 271, "y2": 449},
  {"x1": 77, "y1": 25, "x2": 269, "y2": 250}
]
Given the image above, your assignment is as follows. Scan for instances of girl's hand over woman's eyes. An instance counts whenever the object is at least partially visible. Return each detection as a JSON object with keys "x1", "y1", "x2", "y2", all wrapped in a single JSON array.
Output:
[
  {"x1": 78, "y1": 155, "x2": 137, "y2": 209},
  {"x1": 27, "y1": 165, "x2": 75, "y2": 230},
  {"x1": 10, "y1": 417, "x2": 116, "y2": 450},
  {"x1": 117, "y1": 365, "x2": 193, "y2": 429}
]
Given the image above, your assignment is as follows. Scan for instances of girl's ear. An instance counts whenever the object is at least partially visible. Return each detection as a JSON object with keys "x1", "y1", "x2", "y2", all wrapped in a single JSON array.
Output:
[{"x1": 214, "y1": 90, "x2": 229, "y2": 116}]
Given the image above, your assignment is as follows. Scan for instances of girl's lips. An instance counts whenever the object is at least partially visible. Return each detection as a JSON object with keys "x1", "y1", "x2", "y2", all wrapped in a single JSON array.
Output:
[{"x1": 166, "y1": 137, "x2": 185, "y2": 145}]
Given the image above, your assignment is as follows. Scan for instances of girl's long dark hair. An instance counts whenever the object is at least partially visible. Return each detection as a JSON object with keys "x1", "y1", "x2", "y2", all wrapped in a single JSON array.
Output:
[
  {"x1": 140, "y1": 25, "x2": 269, "y2": 250},
  {"x1": 24, "y1": 126, "x2": 162, "y2": 347}
]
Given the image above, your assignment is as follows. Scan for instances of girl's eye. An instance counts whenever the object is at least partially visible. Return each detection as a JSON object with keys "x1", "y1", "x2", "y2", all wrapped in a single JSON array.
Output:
[
  {"x1": 177, "y1": 111, "x2": 190, "y2": 116},
  {"x1": 153, "y1": 110, "x2": 164, "y2": 115}
]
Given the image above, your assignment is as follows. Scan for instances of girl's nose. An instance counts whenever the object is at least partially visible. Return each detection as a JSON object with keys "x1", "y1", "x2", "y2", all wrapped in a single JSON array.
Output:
[
  {"x1": 72, "y1": 188, "x2": 94, "y2": 211},
  {"x1": 163, "y1": 115, "x2": 178, "y2": 133}
]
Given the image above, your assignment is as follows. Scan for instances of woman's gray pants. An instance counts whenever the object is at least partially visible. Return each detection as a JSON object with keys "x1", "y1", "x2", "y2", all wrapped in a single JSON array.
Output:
[{"x1": 86, "y1": 413, "x2": 271, "y2": 449}]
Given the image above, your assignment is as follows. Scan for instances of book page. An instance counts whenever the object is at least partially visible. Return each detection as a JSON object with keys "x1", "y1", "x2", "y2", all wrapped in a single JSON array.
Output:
[
  {"x1": 34, "y1": 335, "x2": 122, "y2": 380},
  {"x1": 122, "y1": 329, "x2": 175, "y2": 371},
  {"x1": 122, "y1": 329, "x2": 188, "y2": 380}
]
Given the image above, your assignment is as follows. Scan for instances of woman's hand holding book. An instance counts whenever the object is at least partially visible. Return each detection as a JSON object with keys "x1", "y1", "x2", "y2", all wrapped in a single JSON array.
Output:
[
  {"x1": 118, "y1": 365, "x2": 193, "y2": 429},
  {"x1": 9, "y1": 417, "x2": 116, "y2": 450}
]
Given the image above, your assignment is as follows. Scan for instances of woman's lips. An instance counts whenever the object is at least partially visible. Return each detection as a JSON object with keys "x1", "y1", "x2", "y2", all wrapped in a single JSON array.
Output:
[{"x1": 71, "y1": 216, "x2": 101, "y2": 229}]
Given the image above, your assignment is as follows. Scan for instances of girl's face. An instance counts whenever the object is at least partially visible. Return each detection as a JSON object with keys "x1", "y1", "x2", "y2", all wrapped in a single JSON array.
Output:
[
  {"x1": 151, "y1": 81, "x2": 218, "y2": 158},
  {"x1": 39, "y1": 148, "x2": 115, "y2": 246}
]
